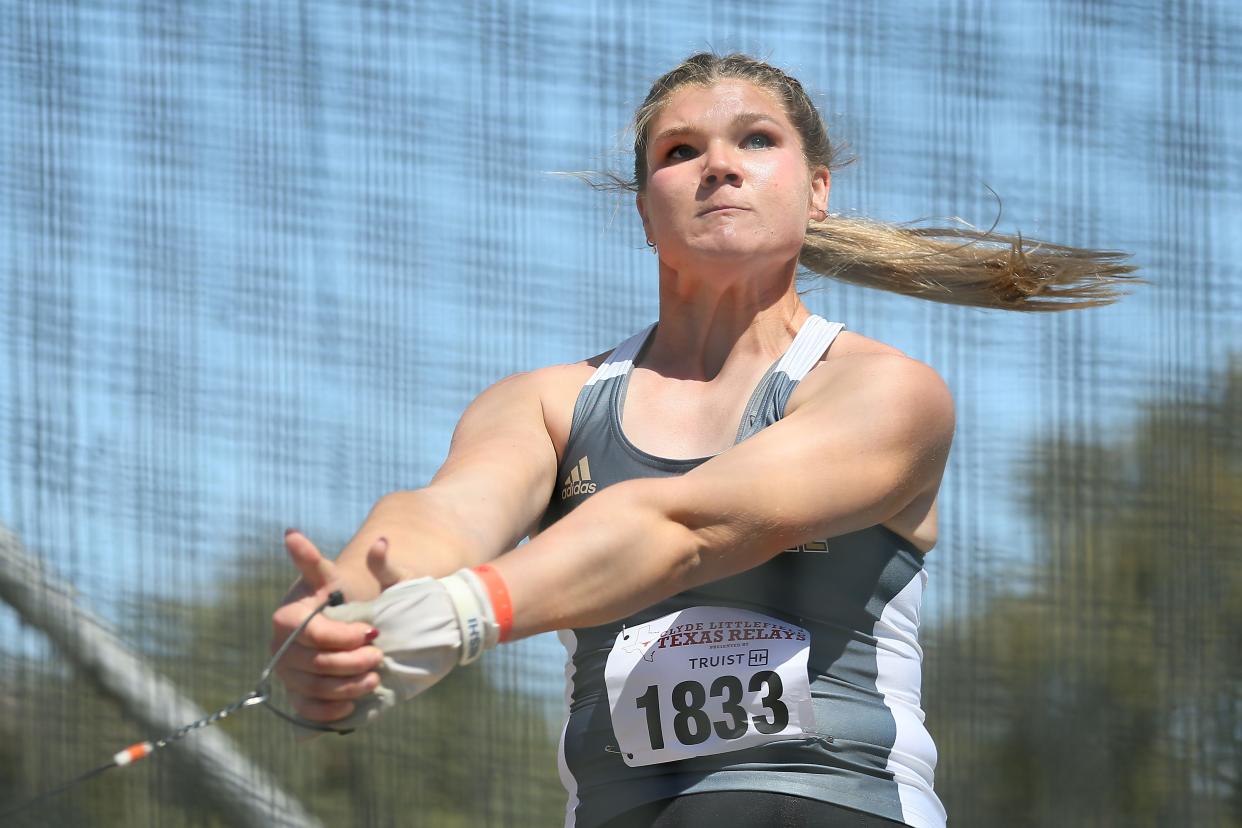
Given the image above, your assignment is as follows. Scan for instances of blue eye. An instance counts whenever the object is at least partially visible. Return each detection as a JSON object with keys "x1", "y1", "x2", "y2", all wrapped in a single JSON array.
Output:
[
  {"x1": 744, "y1": 133, "x2": 773, "y2": 149},
  {"x1": 667, "y1": 144, "x2": 697, "y2": 160}
]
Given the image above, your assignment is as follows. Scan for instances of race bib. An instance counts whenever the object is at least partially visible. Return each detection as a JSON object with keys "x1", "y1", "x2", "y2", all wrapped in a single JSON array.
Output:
[{"x1": 605, "y1": 606, "x2": 814, "y2": 767}]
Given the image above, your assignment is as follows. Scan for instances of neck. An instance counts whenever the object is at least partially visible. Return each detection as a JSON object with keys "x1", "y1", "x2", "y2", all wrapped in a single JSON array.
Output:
[{"x1": 644, "y1": 255, "x2": 810, "y2": 381}]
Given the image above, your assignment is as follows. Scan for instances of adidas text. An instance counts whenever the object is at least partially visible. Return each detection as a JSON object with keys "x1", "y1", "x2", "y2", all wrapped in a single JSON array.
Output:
[{"x1": 562, "y1": 480, "x2": 597, "y2": 498}]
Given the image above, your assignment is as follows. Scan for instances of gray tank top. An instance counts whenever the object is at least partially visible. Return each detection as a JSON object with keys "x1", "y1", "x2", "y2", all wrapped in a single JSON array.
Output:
[{"x1": 542, "y1": 316, "x2": 946, "y2": 828}]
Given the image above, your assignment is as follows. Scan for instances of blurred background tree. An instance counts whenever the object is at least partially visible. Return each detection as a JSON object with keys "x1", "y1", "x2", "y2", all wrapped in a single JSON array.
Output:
[
  {"x1": 928, "y1": 358, "x2": 1241, "y2": 827},
  {"x1": 0, "y1": 531, "x2": 566, "y2": 826}
]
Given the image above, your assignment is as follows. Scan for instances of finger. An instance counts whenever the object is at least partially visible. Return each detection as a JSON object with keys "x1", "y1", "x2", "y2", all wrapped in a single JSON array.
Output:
[
  {"x1": 284, "y1": 529, "x2": 337, "y2": 592},
  {"x1": 278, "y1": 667, "x2": 381, "y2": 702},
  {"x1": 287, "y1": 692, "x2": 356, "y2": 724},
  {"x1": 366, "y1": 537, "x2": 412, "y2": 591},
  {"x1": 270, "y1": 598, "x2": 318, "y2": 655},
  {"x1": 274, "y1": 642, "x2": 384, "y2": 676},
  {"x1": 321, "y1": 600, "x2": 374, "y2": 626},
  {"x1": 272, "y1": 595, "x2": 374, "y2": 648},
  {"x1": 300, "y1": 614, "x2": 377, "y2": 651},
  {"x1": 273, "y1": 610, "x2": 376, "y2": 652}
]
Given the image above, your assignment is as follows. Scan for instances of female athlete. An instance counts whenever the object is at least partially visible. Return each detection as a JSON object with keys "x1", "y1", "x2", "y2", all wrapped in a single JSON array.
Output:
[{"x1": 270, "y1": 53, "x2": 1134, "y2": 827}]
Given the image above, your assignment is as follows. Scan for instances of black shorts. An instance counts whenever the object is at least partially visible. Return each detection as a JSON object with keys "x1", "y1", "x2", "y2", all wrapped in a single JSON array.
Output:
[{"x1": 596, "y1": 791, "x2": 910, "y2": 828}]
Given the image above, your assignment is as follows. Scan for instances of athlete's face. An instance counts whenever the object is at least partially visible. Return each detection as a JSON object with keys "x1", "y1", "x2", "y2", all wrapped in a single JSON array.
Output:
[{"x1": 637, "y1": 80, "x2": 829, "y2": 269}]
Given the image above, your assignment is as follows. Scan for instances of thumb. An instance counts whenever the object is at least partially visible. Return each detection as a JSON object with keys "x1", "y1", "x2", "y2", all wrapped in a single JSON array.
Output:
[
  {"x1": 367, "y1": 537, "x2": 413, "y2": 592},
  {"x1": 284, "y1": 529, "x2": 338, "y2": 593}
]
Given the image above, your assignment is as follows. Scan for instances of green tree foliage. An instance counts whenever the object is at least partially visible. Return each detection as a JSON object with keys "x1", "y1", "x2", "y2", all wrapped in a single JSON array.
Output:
[
  {"x1": 0, "y1": 532, "x2": 566, "y2": 826},
  {"x1": 927, "y1": 359, "x2": 1241, "y2": 827}
]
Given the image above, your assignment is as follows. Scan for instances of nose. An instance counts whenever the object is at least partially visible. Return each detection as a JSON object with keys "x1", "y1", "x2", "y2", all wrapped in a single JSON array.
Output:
[{"x1": 701, "y1": 141, "x2": 742, "y2": 187}]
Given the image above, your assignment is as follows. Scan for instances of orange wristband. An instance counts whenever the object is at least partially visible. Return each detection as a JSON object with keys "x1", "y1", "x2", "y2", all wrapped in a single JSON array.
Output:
[{"x1": 471, "y1": 564, "x2": 514, "y2": 643}]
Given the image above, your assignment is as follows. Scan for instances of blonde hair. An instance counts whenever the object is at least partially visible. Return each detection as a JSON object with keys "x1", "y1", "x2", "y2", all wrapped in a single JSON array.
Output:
[{"x1": 602, "y1": 52, "x2": 1138, "y2": 311}]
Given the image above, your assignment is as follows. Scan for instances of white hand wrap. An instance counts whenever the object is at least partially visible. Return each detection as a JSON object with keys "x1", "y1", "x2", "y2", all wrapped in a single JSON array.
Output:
[{"x1": 313, "y1": 569, "x2": 500, "y2": 731}]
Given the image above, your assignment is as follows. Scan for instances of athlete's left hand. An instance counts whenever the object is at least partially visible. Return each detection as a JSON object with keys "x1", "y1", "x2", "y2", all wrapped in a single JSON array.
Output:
[{"x1": 315, "y1": 539, "x2": 502, "y2": 732}]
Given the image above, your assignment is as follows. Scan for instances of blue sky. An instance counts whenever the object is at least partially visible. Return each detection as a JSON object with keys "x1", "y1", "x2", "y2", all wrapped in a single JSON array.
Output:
[{"x1": 1, "y1": 0, "x2": 1238, "y2": 685}]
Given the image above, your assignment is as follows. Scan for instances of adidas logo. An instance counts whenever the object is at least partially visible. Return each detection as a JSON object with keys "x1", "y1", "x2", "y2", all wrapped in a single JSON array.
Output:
[{"x1": 560, "y1": 456, "x2": 598, "y2": 500}]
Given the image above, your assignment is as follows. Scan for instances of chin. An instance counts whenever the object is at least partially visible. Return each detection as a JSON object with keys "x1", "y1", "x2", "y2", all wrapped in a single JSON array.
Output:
[
  {"x1": 688, "y1": 237, "x2": 791, "y2": 263},
  {"x1": 693, "y1": 243, "x2": 758, "y2": 259}
]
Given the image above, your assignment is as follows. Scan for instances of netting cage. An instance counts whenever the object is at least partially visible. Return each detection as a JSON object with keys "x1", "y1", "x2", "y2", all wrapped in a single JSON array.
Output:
[{"x1": 2, "y1": 1, "x2": 1239, "y2": 826}]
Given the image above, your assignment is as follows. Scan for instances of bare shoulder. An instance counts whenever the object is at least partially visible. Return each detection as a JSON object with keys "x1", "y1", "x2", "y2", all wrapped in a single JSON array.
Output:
[
  {"x1": 467, "y1": 340, "x2": 617, "y2": 464},
  {"x1": 820, "y1": 329, "x2": 910, "y2": 361},
  {"x1": 788, "y1": 330, "x2": 955, "y2": 443},
  {"x1": 519, "y1": 351, "x2": 611, "y2": 459},
  {"x1": 493, "y1": 350, "x2": 606, "y2": 401}
]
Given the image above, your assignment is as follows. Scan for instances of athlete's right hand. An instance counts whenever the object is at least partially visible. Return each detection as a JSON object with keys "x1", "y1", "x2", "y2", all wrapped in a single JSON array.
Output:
[{"x1": 270, "y1": 530, "x2": 384, "y2": 725}]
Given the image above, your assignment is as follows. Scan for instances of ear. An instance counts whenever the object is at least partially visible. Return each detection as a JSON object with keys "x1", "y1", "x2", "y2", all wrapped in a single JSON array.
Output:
[
  {"x1": 636, "y1": 191, "x2": 653, "y2": 242},
  {"x1": 808, "y1": 166, "x2": 831, "y2": 218}
]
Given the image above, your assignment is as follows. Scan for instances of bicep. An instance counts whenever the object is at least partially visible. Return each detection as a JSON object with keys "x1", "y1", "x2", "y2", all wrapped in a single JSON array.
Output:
[
  {"x1": 668, "y1": 357, "x2": 954, "y2": 573},
  {"x1": 424, "y1": 371, "x2": 560, "y2": 559}
]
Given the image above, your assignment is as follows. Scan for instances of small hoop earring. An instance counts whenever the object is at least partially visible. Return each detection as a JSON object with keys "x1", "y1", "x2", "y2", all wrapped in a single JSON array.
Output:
[{"x1": 646, "y1": 238, "x2": 657, "y2": 253}]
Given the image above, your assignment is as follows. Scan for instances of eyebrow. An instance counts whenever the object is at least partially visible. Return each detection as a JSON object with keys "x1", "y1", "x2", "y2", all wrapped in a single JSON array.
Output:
[{"x1": 651, "y1": 112, "x2": 781, "y2": 145}]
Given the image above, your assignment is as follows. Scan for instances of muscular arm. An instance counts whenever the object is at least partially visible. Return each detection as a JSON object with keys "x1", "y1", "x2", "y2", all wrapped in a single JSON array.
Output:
[
  {"x1": 271, "y1": 369, "x2": 561, "y2": 721},
  {"x1": 491, "y1": 354, "x2": 955, "y2": 638},
  {"x1": 278, "y1": 354, "x2": 951, "y2": 724},
  {"x1": 321, "y1": 370, "x2": 561, "y2": 601}
]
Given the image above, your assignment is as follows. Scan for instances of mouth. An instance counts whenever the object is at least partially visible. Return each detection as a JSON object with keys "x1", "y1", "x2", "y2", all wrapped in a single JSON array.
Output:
[{"x1": 697, "y1": 205, "x2": 748, "y2": 216}]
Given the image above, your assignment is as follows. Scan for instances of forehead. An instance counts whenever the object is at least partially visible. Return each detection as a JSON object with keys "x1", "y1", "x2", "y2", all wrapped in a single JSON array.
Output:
[{"x1": 650, "y1": 79, "x2": 790, "y2": 135}]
